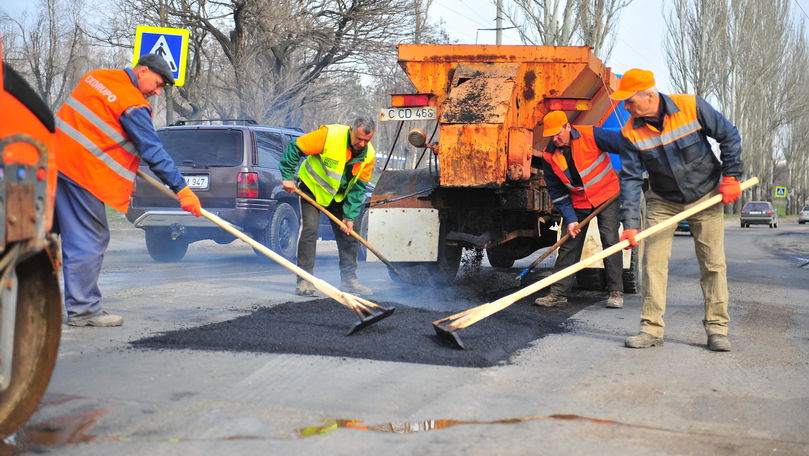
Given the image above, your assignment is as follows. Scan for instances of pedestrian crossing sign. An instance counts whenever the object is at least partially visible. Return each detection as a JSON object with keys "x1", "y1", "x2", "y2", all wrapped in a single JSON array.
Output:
[
  {"x1": 132, "y1": 26, "x2": 190, "y2": 87},
  {"x1": 774, "y1": 186, "x2": 787, "y2": 198}
]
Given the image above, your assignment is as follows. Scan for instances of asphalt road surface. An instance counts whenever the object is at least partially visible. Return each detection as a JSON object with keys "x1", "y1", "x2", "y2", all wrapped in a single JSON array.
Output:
[{"x1": 4, "y1": 219, "x2": 809, "y2": 455}]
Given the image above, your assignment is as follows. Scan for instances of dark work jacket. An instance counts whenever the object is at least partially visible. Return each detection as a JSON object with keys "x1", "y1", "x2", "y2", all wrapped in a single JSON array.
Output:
[{"x1": 618, "y1": 93, "x2": 743, "y2": 229}]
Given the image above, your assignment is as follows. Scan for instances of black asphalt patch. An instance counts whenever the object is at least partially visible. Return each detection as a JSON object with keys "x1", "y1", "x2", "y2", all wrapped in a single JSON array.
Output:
[{"x1": 131, "y1": 296, "x2": 594, "y2": 368}]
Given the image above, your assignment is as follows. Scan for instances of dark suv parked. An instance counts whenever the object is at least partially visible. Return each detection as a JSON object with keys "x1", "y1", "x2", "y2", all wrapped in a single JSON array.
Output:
[{"x1": 127, "y1": 120, "x2": 303, "y2": 262}]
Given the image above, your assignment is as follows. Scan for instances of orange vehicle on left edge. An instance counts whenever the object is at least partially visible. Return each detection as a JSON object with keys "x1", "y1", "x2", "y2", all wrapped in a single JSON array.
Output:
[{"x1": 0, "y1": 36, "x2": 63, "y2": 439}]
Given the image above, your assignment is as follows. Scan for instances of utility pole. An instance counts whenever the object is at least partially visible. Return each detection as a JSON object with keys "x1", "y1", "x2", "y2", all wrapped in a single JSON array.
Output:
[
  {"x1": 159, "y1": 0, "x2": 174, "y2": 126},
  {"x1": 496, "y1": 0, "x2": 503, "y2": 45}
]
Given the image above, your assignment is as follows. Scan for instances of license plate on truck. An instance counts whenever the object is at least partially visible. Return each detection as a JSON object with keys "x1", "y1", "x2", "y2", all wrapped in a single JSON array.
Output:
[
  {"x1": 379, "y1": 106, "x2": 436, "y2": 121},
  {"x1": 183, "y1": 174, "x2": 209, "y2": 189}
]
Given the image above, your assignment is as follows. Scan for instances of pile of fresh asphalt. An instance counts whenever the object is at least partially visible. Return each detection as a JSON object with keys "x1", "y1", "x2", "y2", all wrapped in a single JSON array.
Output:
[{"x1": 131, "y1": 293, "x2": 593, "y2": 368}]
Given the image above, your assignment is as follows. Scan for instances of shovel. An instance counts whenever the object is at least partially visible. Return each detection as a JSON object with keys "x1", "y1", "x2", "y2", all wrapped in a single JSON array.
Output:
[
  {"x1": 515, "y1": 193, "x2": 619, "y2": 282},
  {"x1": 433, "y1": 177, "x2": 759, "y2": 349},
  {"x1": 137, "y1": 170, "x2": 394, "y2": 335},
  {"x1": 293, "y1": 187, "x2": 401, "y2": 277}
]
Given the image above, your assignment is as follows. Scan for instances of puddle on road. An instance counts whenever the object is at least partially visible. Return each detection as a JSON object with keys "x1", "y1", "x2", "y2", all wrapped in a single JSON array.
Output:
[
  {"x1": 298, "y1": 414, "x2": 618, "y2": 437},
  {"x1": 0, "y1": 396, "x2": 106, "y2": 455}
]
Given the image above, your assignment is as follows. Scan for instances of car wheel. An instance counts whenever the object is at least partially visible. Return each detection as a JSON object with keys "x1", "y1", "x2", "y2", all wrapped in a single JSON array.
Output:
[
  {"x1": 740, "y1": 223, "x2": 745, "y2": 228},
  {"x1": 256, "y1": 202, "x2": 299, "y2": 261},
  {"x1": 145, "y1": 228, "x2": 188, "y2": 262}
]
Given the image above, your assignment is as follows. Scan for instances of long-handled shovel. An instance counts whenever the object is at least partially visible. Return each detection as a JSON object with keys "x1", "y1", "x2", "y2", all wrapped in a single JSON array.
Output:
[
  {"x1": 137, "y1": 170, "x2": 394, "y2": 335},
  {"x1": 434, "y1": 177, "x2": 759, "y2": 349},
  {"x1": 293, "y1": 187, "x2": 401, "y2": 277},
  {"x1": 515, "y1": 193, "x2": 619, "y2": 282}
]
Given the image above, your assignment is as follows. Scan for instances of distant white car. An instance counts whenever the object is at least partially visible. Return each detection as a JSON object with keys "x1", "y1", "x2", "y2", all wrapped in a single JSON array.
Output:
[{"x1": 799, "y1": 205, "x2": 809, "y2": 224}]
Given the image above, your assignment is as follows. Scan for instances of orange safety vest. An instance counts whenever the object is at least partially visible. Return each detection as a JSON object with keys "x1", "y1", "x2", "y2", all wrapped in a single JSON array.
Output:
[
  {"x1": 543, "y1": 125, "x2": 619, "y2": 209},
  {"x1": 620, "y1": 94, "x2": 700, "y2": 154},
  {"x1": 55, "y1": 69, "x2": 151, "y2": 212}
]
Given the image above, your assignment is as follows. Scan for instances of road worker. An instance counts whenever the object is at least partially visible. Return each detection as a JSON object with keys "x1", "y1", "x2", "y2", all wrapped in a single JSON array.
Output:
[
  {"x1": 280, "y1": 118, "x2": 376, "y2": 296},
  {"x1": 54, "y1": 54, "x2": 201, "y2": 327},
  {"x1": 534, "y1": 110, "x2": 625, "y2": 309},
  {"x1": 610, "y1": 68, "x2": 743, "y2": 351}
]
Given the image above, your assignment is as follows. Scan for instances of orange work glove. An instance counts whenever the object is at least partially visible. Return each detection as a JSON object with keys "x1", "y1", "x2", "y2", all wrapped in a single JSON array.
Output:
[
  {"x1": 620, "y1": 229, "x2": 638, "y2": 249},
  {"x1": 177, "y1": 186, "x2": 201, "y2": 217},
  {"x1": 719, "y1": 176, "x2": 741, "y2": 204}
]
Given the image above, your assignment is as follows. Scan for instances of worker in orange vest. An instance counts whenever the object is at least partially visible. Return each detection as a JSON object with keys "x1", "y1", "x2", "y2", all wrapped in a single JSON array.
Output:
[
  {"x1": 53, "y1": 54, "x2": 201, "y2": 327},
  {"x1": 610, "y1": 69, "x2": 743, "y2": 351},
  {"x1": 535, "y1": 110, "x2": 625, "y2": 309}
]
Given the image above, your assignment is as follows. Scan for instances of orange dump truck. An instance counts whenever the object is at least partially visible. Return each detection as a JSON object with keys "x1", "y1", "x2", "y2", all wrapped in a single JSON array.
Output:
[
  {"x1": 368, "y1": 44, "x2": 639, "y2": 289},
  {"x1": 0, "y1": 40, "x2": 62, "y2": 438}
]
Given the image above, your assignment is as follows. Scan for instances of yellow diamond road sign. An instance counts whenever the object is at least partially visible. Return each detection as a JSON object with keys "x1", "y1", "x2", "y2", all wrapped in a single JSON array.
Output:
[{"x1": 132, "y1": 26, "x2": 190, "y2": 87}]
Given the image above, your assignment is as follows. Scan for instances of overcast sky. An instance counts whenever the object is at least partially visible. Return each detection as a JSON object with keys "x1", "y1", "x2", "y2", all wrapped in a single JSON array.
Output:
[{"x1": 5, "y1": 0, "x2": 809, "y2": 93}]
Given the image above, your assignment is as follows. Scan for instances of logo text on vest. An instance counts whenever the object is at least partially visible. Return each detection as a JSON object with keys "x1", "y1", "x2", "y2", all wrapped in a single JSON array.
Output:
[{"x1": 84, "y1": 74, "x2": 118, "y2": 103}]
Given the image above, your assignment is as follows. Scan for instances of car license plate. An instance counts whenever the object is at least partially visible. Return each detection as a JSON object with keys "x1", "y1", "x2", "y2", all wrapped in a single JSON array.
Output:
[
  {"x1": 379, "y1": 106, "x2": 436, "y2": 121},
  {"x1": 183, "y1": 174, "x2": 209, "y2": 189}
]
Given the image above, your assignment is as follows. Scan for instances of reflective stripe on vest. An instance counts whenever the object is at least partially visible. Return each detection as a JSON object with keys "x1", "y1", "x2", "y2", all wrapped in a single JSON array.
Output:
[
  {"x1": 622, "y1": 94, "x2": 701, "y2": 151},
  {"x1": 55, "y1": 69, "x2": 151, "y2": 212},
  {"x1": 298, "y1": 124, "x2": 374, "y2": 207},
  {"x1": 543, "y1": 125, "x2": 619, "y2": 209}
]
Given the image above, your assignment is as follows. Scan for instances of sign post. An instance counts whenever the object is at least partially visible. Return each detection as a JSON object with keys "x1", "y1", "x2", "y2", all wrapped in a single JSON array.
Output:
[{"x1": 132, "y1": 26, "x2": 190, "y2": 87}]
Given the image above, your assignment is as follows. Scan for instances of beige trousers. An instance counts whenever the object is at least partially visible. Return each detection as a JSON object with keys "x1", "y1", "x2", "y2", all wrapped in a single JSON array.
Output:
[{"x1": 639, "y1": 189, "x2": 729, "y2": 338}]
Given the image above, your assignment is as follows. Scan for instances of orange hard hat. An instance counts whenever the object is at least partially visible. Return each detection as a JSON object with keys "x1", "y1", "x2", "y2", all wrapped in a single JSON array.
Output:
[
  {"x1": 542, "y1": 111, "x2": 569, "y2": 137},
  {"x1": 610, "y1": 68, "x2": 656, "y2": 100}
]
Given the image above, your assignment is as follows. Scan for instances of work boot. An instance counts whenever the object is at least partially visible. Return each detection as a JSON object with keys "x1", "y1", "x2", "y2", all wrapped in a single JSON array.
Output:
[
  {"x1": 625, "y1": 332, "x2": 663, "y2": 348},
  {"x1": 606, "y1": 290, "x2": 624, "y2": 308},
  {"x1": 341, "y1": 278, "x2": 372, "y2": 295},
  {"x1": 707, "y1": 334, "x2": 731, "y2": 352},
  {"x1": 295, "y1": 281, "x2": 319, "y2": 297},
  {"x1": 533, "y1": 293, "x2": 567, "y2": 307},
  {"x1": 68, "y1": 311, "x2": 123, "y2": 327}
]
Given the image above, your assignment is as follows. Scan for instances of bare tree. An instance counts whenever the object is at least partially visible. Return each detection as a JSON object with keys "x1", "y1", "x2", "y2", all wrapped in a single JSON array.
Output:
[
  {"x1": 665, "y1": 0, "x2": 809, "y2": 209},
  {"x1": 503, "y1": 0, "x2": 633, "y2": 59},
  {"x1": 0, "y1": 0, "x2": 91, "y2": 110}
]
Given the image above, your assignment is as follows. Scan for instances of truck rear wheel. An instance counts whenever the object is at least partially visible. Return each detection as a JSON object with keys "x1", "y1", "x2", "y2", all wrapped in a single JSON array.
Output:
[
  {"x1": 485, "y1": 246, "x2": 515, "y2": 268},
  {"x1": 145, "y1": 228, "x2": 188, "y2": 262},
  {"x1": 0, "y1": 250, "x2": 62, "y2": 439}
]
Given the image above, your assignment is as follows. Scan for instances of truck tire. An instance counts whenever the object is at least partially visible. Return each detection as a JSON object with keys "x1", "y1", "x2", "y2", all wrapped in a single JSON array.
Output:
[
  {"x1": 256, "y1": 202, "x2": 299, "y2": 261},
  {"x1": 486, "y1": 246, "x2": 515, "y2": 268},
  {"x1": 356, "y1": 210, "x2": 369, "y2": 261},
  {"x1": 0, "y1": 251, "x2": 62, "y2": 439},
  {"x1": 623, "y1": 246, "x2": 643, "y2": 294},
  {"x1": 145, "y1": 228, "x2": 188, "y2": 262}
]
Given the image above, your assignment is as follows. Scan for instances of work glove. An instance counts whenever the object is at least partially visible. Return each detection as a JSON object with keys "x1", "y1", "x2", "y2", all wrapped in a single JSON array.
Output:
[
  {"x1": 177, "y1": 186, "x2": 201, "y2": 217},
  {"x1": 719, "y1": 176, "x2": 741, "y2": 205},
  {"x1": 620, "y1": 229, "x2": 638, "y2": 250}
]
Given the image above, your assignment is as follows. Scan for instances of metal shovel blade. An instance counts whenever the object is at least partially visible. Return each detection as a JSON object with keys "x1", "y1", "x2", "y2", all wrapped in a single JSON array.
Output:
[
  {"x1": 432, "y1": 323, "x2": 466, "y2": 350},
  {"x1": 345, "y1": 307, "x2": 396, "y2": 336}
]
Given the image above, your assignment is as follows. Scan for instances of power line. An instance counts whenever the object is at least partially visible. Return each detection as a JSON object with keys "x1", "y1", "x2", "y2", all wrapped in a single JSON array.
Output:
[
  {"x1": 793, "y1": 0, "x2": 809, "y2": 21},
  {"x1": 434, "y1": 2, "x2": 490, "y2": 28}
]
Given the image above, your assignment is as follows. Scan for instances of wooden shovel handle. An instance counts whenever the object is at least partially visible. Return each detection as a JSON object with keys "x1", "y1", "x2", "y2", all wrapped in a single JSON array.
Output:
[
  {"x1": 293, "y1": 187, "x2": 401, "y2": 276},
  {"x1": 439, "y1": 177, "x2": 760, "y2": 330},
  {"x1": 136, "y1": 170, "x2": 372, "y2": 312}
]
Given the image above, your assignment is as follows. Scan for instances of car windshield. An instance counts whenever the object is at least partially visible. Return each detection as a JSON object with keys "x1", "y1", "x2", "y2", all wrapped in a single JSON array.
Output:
[
  {"x1": 803, "y1": 206, "x2": 809, "y2": 211},
  {"x1": 158, "y1": 129, "x2": 244, "y2": 167},
  {"x1": 743, "y1": 202, "x2": 771, "y2": 211}
]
